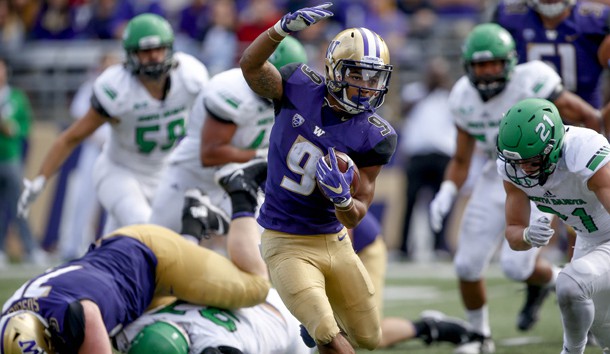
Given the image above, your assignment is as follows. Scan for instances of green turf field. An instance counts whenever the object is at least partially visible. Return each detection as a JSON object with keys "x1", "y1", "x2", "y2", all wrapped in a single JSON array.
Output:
[{"x1": 0, "y1": 262, "x2": 598, "y2": 354}]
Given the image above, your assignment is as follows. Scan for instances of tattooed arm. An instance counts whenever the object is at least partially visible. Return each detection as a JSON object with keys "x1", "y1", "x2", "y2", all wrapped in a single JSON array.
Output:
[{"x1": 239, "y1": 27, "x2": 284, "y2": 101}]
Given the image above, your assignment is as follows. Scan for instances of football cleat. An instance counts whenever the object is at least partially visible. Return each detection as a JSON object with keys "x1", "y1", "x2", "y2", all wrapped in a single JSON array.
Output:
[
  {"x1": 419, "y1": 310, "x2": 473, "y2": 345},
  {"x1": 181, "y1": 189, "x2": 230, "y2": 240},
  {"x1": 214, "y1": 158, "x2": 268, "y2": 201},
  {"x1": 454, "y1": 333, "x2": 495, "y2": 354},
  {"x1": 517, "y1": 283, "x2": 552, "y2": 331}
]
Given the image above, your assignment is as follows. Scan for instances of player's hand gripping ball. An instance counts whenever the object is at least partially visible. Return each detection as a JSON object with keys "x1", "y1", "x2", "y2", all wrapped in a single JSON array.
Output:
[{"x1": 316, "y1": 149, "x2": 360, "y2": 203}]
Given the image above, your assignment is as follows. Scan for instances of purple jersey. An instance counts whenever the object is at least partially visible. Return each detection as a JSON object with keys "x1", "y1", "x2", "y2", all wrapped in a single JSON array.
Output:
[
  {"x1": 1, "y1": 236, "x2": 156, "y2": 352},
  {"x1": 494, "y1": 1, "x2": 610, "y2": 107},
  {"x1": 258, "y1": 63, "x2": 397, "y2": 235}
]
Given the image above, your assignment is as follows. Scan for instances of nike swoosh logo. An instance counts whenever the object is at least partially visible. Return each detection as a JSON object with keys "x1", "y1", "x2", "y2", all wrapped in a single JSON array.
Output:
[
  {"x1": 319, "y1": 181, "x2": 343, "y2": 194},
  {"x1": 338, "y1": 233, "x2": 347, "y2": 241}
]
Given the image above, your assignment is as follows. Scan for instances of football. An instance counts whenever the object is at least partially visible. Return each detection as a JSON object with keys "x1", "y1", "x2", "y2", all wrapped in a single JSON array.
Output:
[{"x1": 317, "y1": 150, "x2": 361, "y2": 196}]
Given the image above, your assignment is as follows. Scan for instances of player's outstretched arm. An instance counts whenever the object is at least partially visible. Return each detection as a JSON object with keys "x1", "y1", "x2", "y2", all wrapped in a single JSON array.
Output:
[
  {"x1": 553, "y1": 90, "x2": 602, "y2": 132},
  {"x1": 18, "y1": 107, "x2": 106, "y2": 217},
  {"x1": 239, "y1": 3, "x2": 333, "y2": 101}
]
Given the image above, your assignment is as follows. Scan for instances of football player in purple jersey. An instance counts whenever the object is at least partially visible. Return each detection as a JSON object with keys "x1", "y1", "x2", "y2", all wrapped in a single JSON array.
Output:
[
  {"x1": 0, "y1": 190, "x2": 270, "y2": 354},
  {"x1": 239, "y1": 2, "x2": 397, "y2": 353},
  {"x1": 493, "y1": 0, "x2": 610, "y2": 133}
]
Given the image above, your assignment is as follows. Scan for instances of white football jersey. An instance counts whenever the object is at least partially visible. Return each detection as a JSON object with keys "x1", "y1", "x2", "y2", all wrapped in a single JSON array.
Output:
[
  {"x1": 497, "y1": 126, "x2": 610, "y2": 248},
  {"x1": 169, "y1": 68, "x2": 274, "y2": 164},
  {"x1": 449, "y1": 60, "x2": 561, "y2": 159},
  {"x1": 93, "y1": 52, "x2": 209, "y2": 174},
  {"x1": 115, "y1": 290, "x2": 312, "y2": 354}
]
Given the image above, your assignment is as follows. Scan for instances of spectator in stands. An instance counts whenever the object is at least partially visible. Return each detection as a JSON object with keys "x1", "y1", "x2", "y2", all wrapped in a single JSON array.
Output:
[
  {"x1": 11, "y1": 0, "x2": 39, "y2": 32},
  {"x1": 200, "y1": 0, "x2": 238, "y2": 75},
  {"x1": 235, "y1": 0, "x2": 281, "y2": 50},
  {"x1": 29, "y1": 0, "x2": 79, "y2": 40},
  {"x1": 399, "y1": 56, "x2": 455, "y2": 261},
  {"x1": 0, "y1": 57, "x2": 45, "y2": 266},
  {"x1": 176, "y1": 0, "x2": 208, "y2": 42},
  {"x1": 127, "y1": 0, "x2": 165, "y2": 16},
  {"x1": 81, "y1": 0, "x2": 134, "y2": 40},
  {"x1": 0, "y1": 0, "x2": 25, "y2": 55}
]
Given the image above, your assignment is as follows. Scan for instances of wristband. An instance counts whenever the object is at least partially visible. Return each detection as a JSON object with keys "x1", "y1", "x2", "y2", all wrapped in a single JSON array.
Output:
[
  {"x1": 334, "y1": 197, "x2": 353, "y2": 210},
  {"x1": 266, "y1": 29, "x2": 283, "y2": 43},
  {"x1": 273, "y1": 21, "x2": 289, "y2": 38}
]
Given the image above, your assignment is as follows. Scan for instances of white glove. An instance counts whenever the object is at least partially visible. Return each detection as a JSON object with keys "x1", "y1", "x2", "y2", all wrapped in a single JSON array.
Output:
[
  {"x1": 255, "y1": 148, "x2": 269, "y2": 160},
  {"x1": 273, "y1": 2, "x2": 333, "y2": 37},
  {"x1": 429, "y1": 181, "x2": 457, "y2": 233},
  {"x1": 18, "y1": 175, "x2": 46, "y2": 218},
  {"x1": 523, "y1": 216, "x2": 554, "y2": 248}
]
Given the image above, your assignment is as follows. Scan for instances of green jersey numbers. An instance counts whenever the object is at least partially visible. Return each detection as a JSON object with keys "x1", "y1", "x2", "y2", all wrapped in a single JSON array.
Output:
[
  {"x1": 154, "y1": 301, "x2": 240, "y2": 332},
  {"x1": 136, "y1": 117, "x2": 186, "y2": 154},
  {"x1": 536, "y1": 205, "x2": 598, "y2": 233}
]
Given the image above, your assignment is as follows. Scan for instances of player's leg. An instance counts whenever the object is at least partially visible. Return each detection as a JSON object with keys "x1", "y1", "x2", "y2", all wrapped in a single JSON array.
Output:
[
  {"x1": 117, "y1": 224, "x2": 270, "y2": 309},
  {"x1": 556, "y1": 240, "x2": 610, "y2": 354},
  {"x1": 93, "y1": 154, "x2": 154, "y2": 232},
  {"x1": 453, "y1": 170, "x2": 506, "y2": 353},
  {"x1": 261, "y1": 230, "x2": 352, "y2": 350},
  {"x1": 324, "y1": 232, "x2": 381, "y2": 350},
  {"x1": 214, "y1": 159, "x2": 268, "y2": 278},
  {"x1": 500, "y1": 208, "x2": 559, "y2": 332}
]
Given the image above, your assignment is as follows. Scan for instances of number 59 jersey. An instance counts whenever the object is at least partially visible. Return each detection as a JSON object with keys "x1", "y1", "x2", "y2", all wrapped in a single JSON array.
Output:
[{"x1": 93, "y1": 52, "x2": 209, "y2": 174}]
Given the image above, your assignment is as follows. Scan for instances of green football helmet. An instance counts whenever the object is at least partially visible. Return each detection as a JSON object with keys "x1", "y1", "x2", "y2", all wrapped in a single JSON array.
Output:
[
  {"x1": 128, "y1": 321, "x2": 190, "y2": 354},
  {"x1": 462, "y1": 23, "x2": 517, "y2": 101},
  {"x1": 122, "y1": 13, "x2": 175, "y2": 79},
  {"x1": 497, "y1": 98, "x2": 565, "y2": 187},
  {"x1": 268, "y1": 36, "x2": 308, "y2": 70}
]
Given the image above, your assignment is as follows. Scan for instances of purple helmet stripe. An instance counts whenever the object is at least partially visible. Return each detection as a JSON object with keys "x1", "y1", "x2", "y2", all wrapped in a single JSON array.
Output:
[{"x1": 357, "y1": 28, "x2": 370, "y2": 57}]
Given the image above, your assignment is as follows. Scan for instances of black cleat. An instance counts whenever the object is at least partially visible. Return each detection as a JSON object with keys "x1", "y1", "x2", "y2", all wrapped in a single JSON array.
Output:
[
  {"x1": 419, "y1": 310, "x2": 473, "y2": 345},
  {"x1": 214, "y1": 158, "x2": 268, "y2": 201},
  {"x1": 517, "y1": 283, "x2": 552, "y2": 331},
  {"x1": 181, "y1": 189, "x2": 230, "y2": 240}
]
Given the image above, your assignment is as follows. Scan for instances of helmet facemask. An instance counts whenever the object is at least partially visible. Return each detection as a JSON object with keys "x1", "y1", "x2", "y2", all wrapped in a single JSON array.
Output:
[
  {"x1": 466, "y1": 59, "x2": 512, "y2": 101},
  {"x1": 528, "y1": 0, "x2": 575, "y2": 18},
  {"x1": 324, "y1": 27, "x2": 393, "y2": 115},
  {"x1": 126, "y1": 45, "x2": 175, "y2": 80},
  {"x1": 499, "y1": 140, "x2": 558, "y2": 187},
  {"x1": 327, "y1": 58, "x2": 392, "y2": 114}
]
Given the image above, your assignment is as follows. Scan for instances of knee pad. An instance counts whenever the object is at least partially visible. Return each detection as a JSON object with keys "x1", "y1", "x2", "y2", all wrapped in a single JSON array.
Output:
[
  {"x1": 351, "y1": 327, "x2": 381, "y2": 350},
  {"x1": 556, "y1": 272, "x2": 587, "y2": 308},
  {"x1": 501, "y1": 259, "x2": 532, "y2": 282},
  {"x1": 454, "y1": 257, "x2": 482, "y2": 282}
]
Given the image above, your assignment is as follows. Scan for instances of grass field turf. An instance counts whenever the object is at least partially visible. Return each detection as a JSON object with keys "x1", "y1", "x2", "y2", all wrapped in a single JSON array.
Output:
[{"x1": 0, "y1": 262, "x2": 598, "y2": 354}]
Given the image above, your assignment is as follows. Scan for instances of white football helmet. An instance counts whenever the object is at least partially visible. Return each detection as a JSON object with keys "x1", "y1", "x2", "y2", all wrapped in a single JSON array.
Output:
[
  {"x1": 324, "y1": 27, "x2": 393, "y2": 114},
  {"x1": 1, "y1": 311, "x2": 55, "y2": 354},
  {"x1": 528, "y1": 0, "x2": 575, "y2": 18}
]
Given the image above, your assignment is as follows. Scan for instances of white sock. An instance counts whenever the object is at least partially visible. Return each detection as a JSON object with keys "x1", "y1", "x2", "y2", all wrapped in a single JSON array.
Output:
[{"x1": 466, "y1": 305, "x2": 491, "y2": 337}]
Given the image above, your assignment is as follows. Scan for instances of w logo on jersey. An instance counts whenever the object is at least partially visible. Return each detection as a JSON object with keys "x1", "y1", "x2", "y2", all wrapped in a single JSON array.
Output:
[
  {"x1": 292, "y1": 114, "x2": 305, "y2": 128},
  {"x1": 313, "y1": 126, "x2": 326, "y2": 137},
  {"x1": 19, "y1": 340, "x2": 44, "y2": 354}
]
